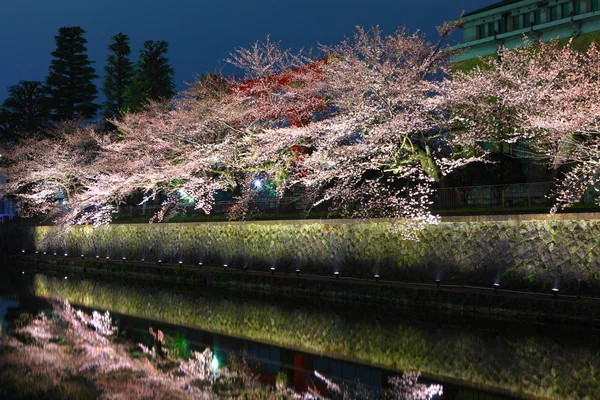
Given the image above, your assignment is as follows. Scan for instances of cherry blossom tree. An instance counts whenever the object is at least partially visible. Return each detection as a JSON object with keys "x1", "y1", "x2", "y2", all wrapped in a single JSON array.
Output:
[
  {"x1": 0, "y1": 121, "x2": 113, "y2": 226},
  {"x1": 449, "y1": 39, "x2": 600, "y2": 212},
  {"x1": 233, "y1": 24, "x2": 478, "y2": 236}
]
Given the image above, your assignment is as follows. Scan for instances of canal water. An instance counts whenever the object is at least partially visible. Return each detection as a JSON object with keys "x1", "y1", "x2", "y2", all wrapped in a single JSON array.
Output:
[{"x1": 1, "y1": 267, "x2": 599, "y2": 399}]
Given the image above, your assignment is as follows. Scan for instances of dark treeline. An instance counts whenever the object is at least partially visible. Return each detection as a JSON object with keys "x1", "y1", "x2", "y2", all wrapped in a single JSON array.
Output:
[{"x1": 0, "y1": 27, "x2": 175, "y2": 142}]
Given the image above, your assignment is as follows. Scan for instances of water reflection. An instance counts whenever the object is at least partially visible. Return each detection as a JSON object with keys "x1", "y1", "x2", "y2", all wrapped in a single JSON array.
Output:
[
  {"x1": 0, "y1": 295, "x2": 20, "y2": 335},
  {"x1": 8, "y1": 270, "x2": 600, "y2": 398}
]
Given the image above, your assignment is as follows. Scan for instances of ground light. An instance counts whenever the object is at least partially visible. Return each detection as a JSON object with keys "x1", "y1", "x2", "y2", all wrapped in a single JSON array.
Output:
[
  {"x1": 95, "y1": 255, "x2": 99, "y2": 261},
  {"x1": 141, "y1": 258, "x2": 145, "y2": 263},
  {"x1": 552, "y1": 288, "x2": 559, "y2": 296},
  {"x1": 35, "y1": 251, "x2": 38, "y2": 254},
  {"x1": 80, "y1": 254, "x2": 84, "y2": 259},
  {"x1": 374, "y1": 274, "x2": 380, "y2": 282},
  {"x1": 106, "y1": 256, "x2": 110, "y2": 260},
  {"x1": 122, "y1": 257, "x2": 127, "y2": 262},
  {"x1": 197, "y1": 262, "x2": 202, "y2": 267},
  {"x1": 157, "y1": 260, "x2": 162, "y2": 264},
  {"x1": 270, "y1": 266, "x2": 275, "y2": 274},
  {"x1": 334, "y1": 271, "x2": 340, "y2": 279},
  {"x1": 435, "y1": 279, "x2": 441, "y2": 288},
  {"x1": 295, "y1": 268, "x2": 301, "y2": 276},
  {"x1": 64, "y1": 253, "x2": 68, "y2": 257},
  {"x1": 43, "y1": 252, "x2": 47, "y2": 256},
  {"x1": 223, "y1": 264, "x2": 228, "y2": 270},
  {"x1": 21, "y1": 250, "x2": 25, "y2": 253},
  {"x1": 494, "y1": 283, "x2": 500, "y2": 291},
  {"x1": 53, "y1": 252, "x2": 57, "y2": 257},
  {"x1": 64, "y1": 276, "x2": 67, "y2": 280},
  {"x1": 243, "y1": 265, "x2": 248, "y2": 272},
  {"x1": 253, "y1": 179, "x2": 262, "y2": 189}
]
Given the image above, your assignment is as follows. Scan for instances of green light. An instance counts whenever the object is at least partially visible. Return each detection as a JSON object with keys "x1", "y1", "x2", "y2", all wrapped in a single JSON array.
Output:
[{"x1": 211, "y1": 355, "x2": 219, "y2": 371}]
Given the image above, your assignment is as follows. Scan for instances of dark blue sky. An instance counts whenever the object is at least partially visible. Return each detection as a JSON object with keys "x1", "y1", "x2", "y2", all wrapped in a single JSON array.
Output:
[{"x1": 1, "y1": 0, "x2": 496, "y2": 104}]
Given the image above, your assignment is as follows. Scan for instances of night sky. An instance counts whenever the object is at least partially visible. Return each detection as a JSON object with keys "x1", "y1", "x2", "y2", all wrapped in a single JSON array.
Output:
[{"x1": 1, "y1": 0, "x2": 496, "y2": 105}]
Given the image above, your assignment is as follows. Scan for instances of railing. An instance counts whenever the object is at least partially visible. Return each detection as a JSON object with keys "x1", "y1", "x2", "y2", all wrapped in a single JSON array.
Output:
[
  {"x1": 3, "y1": 182, "x2": 595, "y2": 222},
  {"x1": 0, "y1": 199, "x2": 17, "y2": 223},
  {"x1": 111, "y1": 182, "x2": 598, "y2": 219},
  {"x1": 433, "y1": 181, "x2": 598, "y2": 210}
]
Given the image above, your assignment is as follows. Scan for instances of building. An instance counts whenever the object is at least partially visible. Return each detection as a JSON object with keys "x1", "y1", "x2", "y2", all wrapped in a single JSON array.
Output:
[{"x1": 449, "y1": 0, "x2": 600, "y2": 62}]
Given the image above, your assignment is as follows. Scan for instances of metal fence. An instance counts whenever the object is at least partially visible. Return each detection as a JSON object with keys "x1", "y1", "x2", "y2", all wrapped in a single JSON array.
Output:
[
  {"x1": 3, "y1": 181, "x2": 597, "y2": 222},
  {"x1": 432, "y1": 182, "x2": 598, "y2": 210},
  {"x1": 0, "y1": 199, "x2": 17, "y2": 223},
  {"x1": 111, "y1": 181, "x2": 598, "y2": 219}
]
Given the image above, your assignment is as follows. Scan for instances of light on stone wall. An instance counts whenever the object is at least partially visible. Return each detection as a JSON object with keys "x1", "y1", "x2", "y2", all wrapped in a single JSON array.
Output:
[{"x1": 436, "y1": 279, "x2": 441, "y2": 288}]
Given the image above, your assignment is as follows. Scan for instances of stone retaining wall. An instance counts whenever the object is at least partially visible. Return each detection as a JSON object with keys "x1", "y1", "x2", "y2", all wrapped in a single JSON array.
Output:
[{"x1": 4, "y1": 214, "x2": 600, "y2": 295}]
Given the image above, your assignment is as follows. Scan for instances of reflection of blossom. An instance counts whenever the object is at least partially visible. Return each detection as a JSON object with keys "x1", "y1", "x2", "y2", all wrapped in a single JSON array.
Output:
[
  {"x1": 389, "y1": 371, "x2": 443, "y2": 400},
  {"x1": 314, "y1": 369, "x2": 443, "y2": 400}
]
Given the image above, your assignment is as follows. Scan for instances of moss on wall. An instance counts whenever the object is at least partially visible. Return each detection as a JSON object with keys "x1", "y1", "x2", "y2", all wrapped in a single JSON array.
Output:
[
  {"x1": 33, "y1": 273, "x2": 600, "y2": 399},
  {"x1": 12, "y1": 218, "x2": 600, "y2": 295}
]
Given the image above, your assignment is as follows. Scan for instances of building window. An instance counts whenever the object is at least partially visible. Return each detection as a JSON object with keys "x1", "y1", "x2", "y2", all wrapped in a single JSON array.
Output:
[
  {"x1": 534, "y1": 9, "x2": 542, "y2": 24},
  {"x1": 523, "y1": 12, "x2": 531, "y2": 27},
  {"x1": 561, "y1": 2, "x2": 571, "y2": 17},
  {"x1": 477, "y1": 24, "x2": 486, "y2": 39},
  {"x1": 511, "y1": 15, "x2": 521, "y2": 30},
  {"x1": 593, "y1": 0, "x2": 600, "y2": 11},
  {"x1": 488, "y1": 22, "x2": 496, "y2": 35},
  {"x1": 549, "y1": 5, "x2": 559, "y2": 20},
  {"x1": 574, "y1": 0, "x2": 582, "y2": 14},
  {"x1": 497, "y1": 18, "x2": 506, "y2": 33}
]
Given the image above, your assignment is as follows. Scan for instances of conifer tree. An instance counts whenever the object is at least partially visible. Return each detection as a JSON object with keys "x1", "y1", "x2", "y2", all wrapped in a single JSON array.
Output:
[
  {"x1": 0, "y1": 80, "x2": 50, "y2": 142},
  {"x1": 46, "y1": 26, "x2": 99, "y2": 121},
  {"x1": 125, "y1": 40, "x2": 175, "y2": 111},
  {"x1": 102, "y1": 33, "x2": 133, "y2": 121}
]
